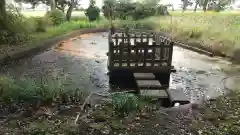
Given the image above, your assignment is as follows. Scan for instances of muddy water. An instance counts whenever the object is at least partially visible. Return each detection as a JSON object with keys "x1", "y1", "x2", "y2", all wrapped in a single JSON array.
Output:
[{"x1": 0, "y1": 32, "x2": 239, "y2": 103}]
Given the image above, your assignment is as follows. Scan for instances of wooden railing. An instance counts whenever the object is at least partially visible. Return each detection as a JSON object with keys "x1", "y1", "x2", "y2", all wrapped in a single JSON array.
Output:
[{"x1": 108, "y1": 29, "x2": 173, "y2": 73}]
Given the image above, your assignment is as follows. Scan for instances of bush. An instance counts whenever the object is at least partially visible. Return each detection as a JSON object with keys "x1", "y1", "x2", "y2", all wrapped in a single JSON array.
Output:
[
  {"x1": 45, "y1": 9, "x2": 65, "y2": 25},
  {"x1": 35, "y1": 17, "x2": 49, "y2": 32},
  {"x1": 102, "y1": 1, "x2": 169, "y2": 21},
  {"x1": 0, "y1": 75, "x2": 84, "y2": 105},
  {"x1": 85, "y1": 6, "x2": 100, "y2": 21},
  {"x1": 155, "y1": 5, "x2": 169, "y2": 16},
  {"x1": 0, "y1": 5, "x2": 33, "y2": 45},
  {"x1": 111, "y1": 93, "x2": 139, "y2": 116}
]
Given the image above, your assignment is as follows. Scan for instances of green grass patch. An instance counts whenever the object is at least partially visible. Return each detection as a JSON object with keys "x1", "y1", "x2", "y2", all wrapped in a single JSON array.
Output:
[{"x1": 141, "y1": 12, "x2": 240, "y2": 57}]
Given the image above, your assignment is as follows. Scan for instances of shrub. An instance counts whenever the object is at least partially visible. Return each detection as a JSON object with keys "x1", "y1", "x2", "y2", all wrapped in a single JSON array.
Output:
[
  {"x1": 102, "y1": 0, "x2": 116, "y2": 20},
  {"x1": 155, "y1": 5, "x2": 169, "y2": 16},
  {"x1": 35, "y1": 17, "x2": 49, "y2": 32},
  {"x1": 111, "y1": 93, "x2": 139, "y2": 116},
  {"x1": 45, "y1": 9, "x2": 65, "y2": 25},
  {"x1": 102, "y1": 1, "x2": 169, "y2": 21},
  {"x1": 0, "y1": 5, "x2": 33, "y2": 45},
  {"x1": 0, "y1": 75, "x2": 84, "y2": 105},
  {"x1": 85, "y1": 5, "x2": 100, "y2": 21}
]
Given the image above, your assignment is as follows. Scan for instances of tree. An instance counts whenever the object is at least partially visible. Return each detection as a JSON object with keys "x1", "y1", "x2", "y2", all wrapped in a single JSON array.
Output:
[
  {"x1": 182, "y1": 0, "x2": 189, "y2": 12},
  {"x1": 50, "y1": 0, "x2": 56, "y2": 10},
  {"x1": 202, "y1": 0, "x2": 208, "y2": 11},
  {"x1": 102, "y1": 0, "x2": 117, "y2": 20},
  {"x1": 198, "y1": 0, "x2": 234, "y2": 12},
  {"x1": 85, "y1": 0, "x2": 100, "y2": 21},
  {"x1": 194, "y1": 0, "x2": 200, "y2": 12},
  {"x1": 0, "y1": 0, "x2": 7, "y2": 29},
  {"x1": 15, "y1": 0, "x2": 81, "y2": 20}
]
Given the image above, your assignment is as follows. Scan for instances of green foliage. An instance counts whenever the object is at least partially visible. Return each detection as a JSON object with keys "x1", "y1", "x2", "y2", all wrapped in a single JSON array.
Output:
[
  {"x1": 45, "y1": 9, "x2": 65, "y2": 25},
  {"x1": 85, "y1": 0, "x2": 100, "y2": 21},
  {"x1": 102, "y1": 0, "x2": 117, "y2": 20},
  {"x1": 111, "y1": 93, "x2": 139, "y2": 116},
  {"x1": 102, "y1": 1, "x2": 168, "y2": 21},
  {"x1": 155, "y1": 5, "x2": 169, "y2": 15},
  {"x1": 0, "y1": 5, "x2": 34, "y2": 45},
  {"x1": 35, "y1": 17, "x2": 49, "y2": 32},
  {"x1": 0, "y1": 75, "x2": 84, "y2": 105}
]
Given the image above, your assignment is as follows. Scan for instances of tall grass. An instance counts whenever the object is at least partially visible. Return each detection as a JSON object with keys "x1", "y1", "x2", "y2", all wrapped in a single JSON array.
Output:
[
  {"x1": 0, "y1": 75, "x2": 85, "y2": 106},
  {"x1": 143, "y1": 12, "x2": 240, "y2": 56}
]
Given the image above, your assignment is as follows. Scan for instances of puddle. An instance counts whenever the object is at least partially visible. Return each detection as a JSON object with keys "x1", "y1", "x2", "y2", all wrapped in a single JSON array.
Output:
[{"x1": 0, "y1": 32, "x2": 239, "y2": 103}]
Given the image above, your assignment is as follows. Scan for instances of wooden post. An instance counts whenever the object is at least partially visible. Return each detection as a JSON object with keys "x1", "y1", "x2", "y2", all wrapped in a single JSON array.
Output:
[
  {"x1": 134, "y1": 34, "x2": 138, "y2": 67},
  {"x1": 127, "y1": 34, "x2": 131, "y2": 67},
  {"x1": 120, "y1": 33, "x2": 124, "y2": 67}
]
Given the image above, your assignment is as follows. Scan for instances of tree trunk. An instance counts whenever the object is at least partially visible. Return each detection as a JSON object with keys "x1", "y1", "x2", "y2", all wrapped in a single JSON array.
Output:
[
  {"x1": 194, "y1": 0, "x2": 199, "y2": 12},
  {"x1": 66, "y1": 0, "x2": 74, "y2": 21},
  {"x1": 0, "y1": 0, "x2": 6, "y2": 17},
  {"x1": 0, "y1": 0, "x2": 7, "y2": 29},
  {"x1": 182, "y1": 0, "x2": 188, "y2": 12},
  {"x1": 203, "y1": 0, "x2": 208, "y2": 12},
  {"x1": 50, "y1": 0, "x2": 56, "y2": 11}
]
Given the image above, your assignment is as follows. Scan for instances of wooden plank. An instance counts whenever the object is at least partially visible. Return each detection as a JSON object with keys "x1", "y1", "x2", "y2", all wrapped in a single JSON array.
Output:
[
  {"x1": 140, "y1": 89, "x2": 168, "y2": 98},
  {"x1": 151, "y1": 41, "x2": 156, "y2": 67},
  {"x1": 166, "y1": 88, "x2": 190, "y2": 106},
  {"x1": 133, "y1": 73, "x2": 155, "y2": 80},
  {"x1": 136, "y1": 80, "x2": 161, "y2": 89}
]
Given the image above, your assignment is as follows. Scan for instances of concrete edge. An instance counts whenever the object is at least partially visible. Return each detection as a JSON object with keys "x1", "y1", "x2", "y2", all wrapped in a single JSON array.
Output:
[{"x1": 0, "y1": 28, "x2": 230, "y2": 65}]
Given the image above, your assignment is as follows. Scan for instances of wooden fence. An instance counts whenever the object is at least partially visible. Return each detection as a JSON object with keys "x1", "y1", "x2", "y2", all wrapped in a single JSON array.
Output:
[{"x1": 108, "y1": 29, "x2": 174, "y2": 73}]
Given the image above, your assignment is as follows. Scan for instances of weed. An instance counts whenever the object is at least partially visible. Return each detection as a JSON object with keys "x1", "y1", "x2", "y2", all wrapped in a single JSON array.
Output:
[{"x1": 111, "y1": 93, "x2": 139, "y2": 117}]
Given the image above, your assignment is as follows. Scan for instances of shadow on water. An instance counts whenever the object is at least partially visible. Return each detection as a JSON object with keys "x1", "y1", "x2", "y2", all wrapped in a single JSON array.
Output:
[{"x1": 0, "y1": 32, "x2": 240, "y2": 104}]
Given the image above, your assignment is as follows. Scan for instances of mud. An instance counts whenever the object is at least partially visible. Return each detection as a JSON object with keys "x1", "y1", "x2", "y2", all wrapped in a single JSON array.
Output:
[{"x1": 0, "y1": 32, "x2": 239, "y2": 103}]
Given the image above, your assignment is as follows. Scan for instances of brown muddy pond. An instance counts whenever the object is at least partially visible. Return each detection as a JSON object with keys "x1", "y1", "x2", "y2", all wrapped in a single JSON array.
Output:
[{"x1": 0, "y1": 32, "x2": 239, "y2": 103}]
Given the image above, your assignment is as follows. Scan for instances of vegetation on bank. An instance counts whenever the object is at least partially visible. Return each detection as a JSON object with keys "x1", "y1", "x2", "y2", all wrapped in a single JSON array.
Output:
[
  {"x1": 191, "y1": 91, "x2": 240, "y2": 135},
  {"x1": 154, "y1": 12, "x2": 240, "y2": 58}
]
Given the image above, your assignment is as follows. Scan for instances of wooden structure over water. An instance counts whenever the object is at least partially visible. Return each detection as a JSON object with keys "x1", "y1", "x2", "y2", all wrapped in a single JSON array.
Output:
[
  {"x1": 107, "y1": 28, "x2": 189, "y2": 107},
  {"x1": 108, "y1": 29, "x2": 174, "y2": 74}
]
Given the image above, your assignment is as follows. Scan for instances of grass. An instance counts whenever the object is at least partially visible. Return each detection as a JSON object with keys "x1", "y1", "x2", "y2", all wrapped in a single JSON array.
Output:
[
  {"x1": 142, "y1": 11, "x2": 240, "y2": 57},
  {"x1": 22, "y1": 10, "x2": 85, "y2": 17},
  {"x1": 191, "y1": 91, "x2": 240, "y2": 134}
]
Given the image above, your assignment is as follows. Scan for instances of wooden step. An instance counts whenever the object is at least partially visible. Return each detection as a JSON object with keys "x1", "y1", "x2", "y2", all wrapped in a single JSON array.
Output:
[
  {"x1": 134, "y1": 73, "x2": 155, "y2": 80},
  {"x1": 136, "y1": 80, "x2": 161, "y2": 89},
  {"x1": 166, "y1": 88, "x2": 190, "y2": 106},
  {"x1": 140, "y1": 89, "x2": 168, "y2": 98}
]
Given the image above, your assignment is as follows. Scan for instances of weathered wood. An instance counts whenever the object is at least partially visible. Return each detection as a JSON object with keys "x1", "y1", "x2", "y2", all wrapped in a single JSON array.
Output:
[
  {"x1": 140, "y1": 89, "x2": 168, "y2": 98},
  {"x1": 136, "y1": 80, "x2": 162, "y2": 89},
  {"x1": 166, "y1": 88, "x2": 190, "y2": 106},
  {"x1": 108, "y1": 30, "x2": 173, "y2": 73},
  {"x1": 133, "y1": 73, "x2": 155, "y2": 80}
]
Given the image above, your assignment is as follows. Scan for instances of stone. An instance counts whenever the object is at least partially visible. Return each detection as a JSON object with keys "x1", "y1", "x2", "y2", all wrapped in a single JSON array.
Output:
[
  {"x1": 140, "y1": 89, "x2": 168, "y2": 98},
  {"x1": 136, "y1": 80, "x2": 162, "y2": 89}
]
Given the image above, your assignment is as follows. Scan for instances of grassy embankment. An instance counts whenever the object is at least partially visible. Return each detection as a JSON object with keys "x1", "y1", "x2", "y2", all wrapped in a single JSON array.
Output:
[{"x1": 140, "y1": 11, "x2": 240, "y2": 58}]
